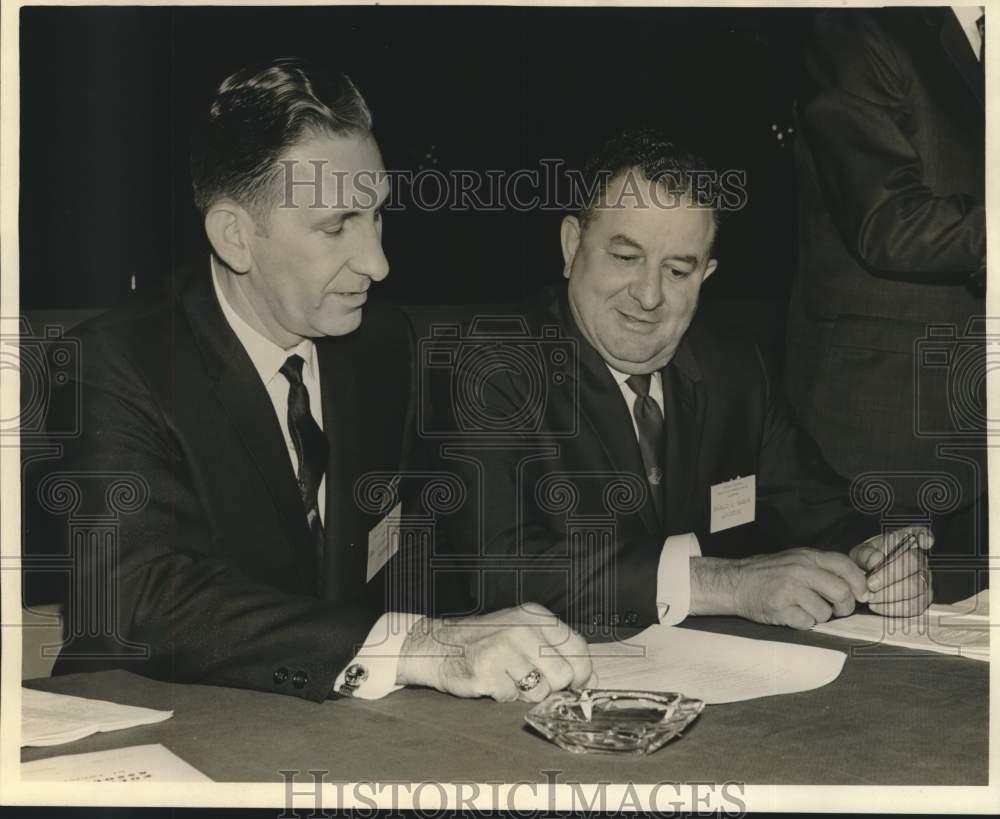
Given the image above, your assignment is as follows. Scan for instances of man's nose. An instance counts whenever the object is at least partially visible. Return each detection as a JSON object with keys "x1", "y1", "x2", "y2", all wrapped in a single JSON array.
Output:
[
  {"x1": 350, "y1": 220, "x2": 390, "y2": 282},
  {"x1": 629, "y1": 264, "x2": 663, "y2": 311}
]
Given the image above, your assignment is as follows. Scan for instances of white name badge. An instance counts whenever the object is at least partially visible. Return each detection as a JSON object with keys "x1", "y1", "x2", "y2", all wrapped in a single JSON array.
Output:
[
  {"x1": 367, "y1": 501, "x2": 402, "y2": 582},
  {"x1": 710, "y1": 475, "x2": 756, "y2": 534}
]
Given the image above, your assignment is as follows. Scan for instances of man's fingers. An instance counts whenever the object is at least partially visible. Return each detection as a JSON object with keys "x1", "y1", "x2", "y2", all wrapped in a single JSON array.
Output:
[
  {"x1": 869, "y1": 587, "x2": 932, "y2": 617},
  {"x1": 853, "y1": 542, "x2": 884, "y2": 572},
  {"x1": 869, "y1": 567, "x2": 933, "y2": 605},
  {"x1": 505, "y1": 654, "x2": 553, "y2": 703},
  {"x1": 780, "y1": 605, "x2": 817, "y2": 630},
  {"x1": 537, "y1": 621, "x2": 593, "y2": 689},
  {"x1": 794, "y1": 566, "x2": 853, "y2": 619},
  {"x1": 811, "y1": 551, "x2": 868, "y2": 606},
  {"x1": 790, "y1": 586, "x2": 833, "y2": 625},
  {"x1": 889, "y1": 525, "x2": 934, "y2": 552},
  {"x1": 476, "y1": 664, "x2": 520, "y2": 702},
  {"x1": 868, "y1": 548, "x2": 927, "y2": 595},
  {"x1": 532, "y1": 653, "x2": 575, "y2": 693}
]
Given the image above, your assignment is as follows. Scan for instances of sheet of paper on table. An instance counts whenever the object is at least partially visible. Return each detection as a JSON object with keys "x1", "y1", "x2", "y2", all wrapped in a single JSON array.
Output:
[
  {"x1": 21, "y1": 687, "x2": 173, "y2": 747},
  {"x1": 587, "y1": 625, "x2": 846, "y2": 704},
  {"x1": 812, "y1": 590, "x2": 989, "y2": 661},
  {"x1": 20, "y1": 743, "x2": 211, "y2": 782}
]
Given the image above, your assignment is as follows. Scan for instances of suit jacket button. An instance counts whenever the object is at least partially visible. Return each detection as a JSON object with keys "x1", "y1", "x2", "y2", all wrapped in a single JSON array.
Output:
[
  {"x1": 292, "y1": 670, "x2": 309, "y2": 689},
  {"x1": 273, "y1": 667, "x2": 289, "y2": 685}
]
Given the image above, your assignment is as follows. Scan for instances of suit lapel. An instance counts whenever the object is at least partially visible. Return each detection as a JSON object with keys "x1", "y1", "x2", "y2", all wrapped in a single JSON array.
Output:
[
  {"x1": 317, "y1": 337, "x2": 367, "y2": 601},
  {"x1": 179, "y1": 263, "x2": 315, "y2": 581},
  {"x1": 660, "y1": 342, "x2": 706, "y2": 535},
  {"x1": 934, "y1": 8, "x2": 984, "y2": 108},
  {"x1": 552, "y1": 293, "x2": 662, "y2": 536}
]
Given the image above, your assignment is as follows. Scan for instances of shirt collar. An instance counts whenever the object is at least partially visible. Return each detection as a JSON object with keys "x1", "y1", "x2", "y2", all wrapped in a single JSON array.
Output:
[
  {"x1": 606, "y1": 363, "x2": 661, "y2": 389},
  {"x1": 210, "y1": 255, "x2": 317, "y2": 386},
  {"x1": 952, "y1": 6, "x2": 984, "y2": 54}
]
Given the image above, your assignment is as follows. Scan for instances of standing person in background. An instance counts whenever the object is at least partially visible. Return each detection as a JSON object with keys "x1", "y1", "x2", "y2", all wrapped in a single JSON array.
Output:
[{"x1": 785, "y1": 7, "x2": 987, "y2": 601}]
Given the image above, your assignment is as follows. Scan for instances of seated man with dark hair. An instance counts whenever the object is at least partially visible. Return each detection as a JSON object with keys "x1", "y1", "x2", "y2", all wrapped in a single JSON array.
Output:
[
  {"x1": 38, "y1": 58, "x2": 591, "y2": 705},
  {"x1": 434, "y1": 130, "x2": 933, "y2": 632}
]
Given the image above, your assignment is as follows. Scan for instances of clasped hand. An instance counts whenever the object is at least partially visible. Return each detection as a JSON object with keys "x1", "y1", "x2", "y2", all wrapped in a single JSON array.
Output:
[
  {"x1": 396, "y1": 603, "x2": 594, "y2": 702},
  {"x1": 729, "y1": 525, "x2": 933, "y2": 629}
]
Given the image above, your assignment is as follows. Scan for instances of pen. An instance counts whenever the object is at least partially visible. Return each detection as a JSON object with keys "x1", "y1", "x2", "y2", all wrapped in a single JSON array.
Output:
[{"x1": 865, "y1": 531, "x2": 918, "y2": 578}]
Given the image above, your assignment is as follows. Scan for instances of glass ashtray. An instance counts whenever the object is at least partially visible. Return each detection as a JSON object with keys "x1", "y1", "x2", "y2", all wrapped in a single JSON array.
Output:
[{"x1": 524, "y1": 688, "x2": 704, "y2": 755}]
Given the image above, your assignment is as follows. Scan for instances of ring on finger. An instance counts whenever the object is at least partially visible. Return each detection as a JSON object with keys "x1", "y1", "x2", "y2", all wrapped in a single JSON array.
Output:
[{"x1": 515, "y1": 669, "x2": 543, "y2": 693}]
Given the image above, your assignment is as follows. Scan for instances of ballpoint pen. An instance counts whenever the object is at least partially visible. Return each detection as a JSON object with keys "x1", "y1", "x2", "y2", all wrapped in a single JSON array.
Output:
[{"x1": 865, "y1": 531, "x2": 919, "y2": 578}]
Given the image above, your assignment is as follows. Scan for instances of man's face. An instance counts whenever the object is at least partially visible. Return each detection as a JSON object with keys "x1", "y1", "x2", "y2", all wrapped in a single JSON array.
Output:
[
  {"x1": 562, "y1": 172, "x2": 718, "y2": 374},
  {"x1": 240, "y1": 131, "x2": 390, "y2": 346}
]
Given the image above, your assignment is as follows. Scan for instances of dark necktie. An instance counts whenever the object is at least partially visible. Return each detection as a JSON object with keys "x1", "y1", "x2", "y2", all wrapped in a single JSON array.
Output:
[
  {"x1": 279, "y1": 354, "x2": 329, "y2": 588},
  {"x1": 978, "y1": 13, "x2": 985, "y2": 66},
  {"x1": 625, "y1": 373, "x2": 664, "y2": 522}
]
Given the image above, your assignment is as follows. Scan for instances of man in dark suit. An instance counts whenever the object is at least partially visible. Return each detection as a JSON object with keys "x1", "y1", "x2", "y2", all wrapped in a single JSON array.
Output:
[
  {"x1": 784, "y1": 8, "x2": 987, "y2": 599},
  {"x1": 434, "y1": 131, "x2": 933, "y2": 633},
  {"x1": 37, "y1": 58, "x2": 591, "y2": 705}
]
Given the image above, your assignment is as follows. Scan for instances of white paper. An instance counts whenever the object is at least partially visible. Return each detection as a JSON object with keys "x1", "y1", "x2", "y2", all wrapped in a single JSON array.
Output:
[
  {"x1": 21, "y1": 688, "x2": 173, "y2": 747},
  {"x1": 21, "y1": 743, "x2": 211, "y2": 782},
  {"x1": 812, "y1": 591, "x2": 990, "y2": 661},
  {"x1": 709, "y1": 474, "x2": 755, "y2": 533},
  {"x1": 590, "y1": 624, "x2": 846, "y2": 704}
]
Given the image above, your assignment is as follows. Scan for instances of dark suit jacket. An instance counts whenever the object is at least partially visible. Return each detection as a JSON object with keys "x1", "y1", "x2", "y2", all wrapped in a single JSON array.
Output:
[
  {"x1": 785, "y1": 8, "x2": 986, "y2": 511},
  {"x1": 433, "y1": 288, "x2": 877, "y2": 629},
  {"x1": 40, "y1": 262, "x2": 416, "y2": 701}
]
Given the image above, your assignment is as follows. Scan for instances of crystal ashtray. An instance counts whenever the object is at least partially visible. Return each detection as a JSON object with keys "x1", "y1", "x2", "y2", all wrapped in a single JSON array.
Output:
[{"x1": 524, "y1": 689, "x2": 704, "y2": 755}]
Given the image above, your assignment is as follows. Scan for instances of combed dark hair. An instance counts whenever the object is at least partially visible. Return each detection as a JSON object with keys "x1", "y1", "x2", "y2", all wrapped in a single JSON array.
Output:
[
  {"x1": 190, "y1": 57, "x2": 373, "y2": 221},
  {"x1": 576, "y1": 129, "x2": 719, "y2": 235}
]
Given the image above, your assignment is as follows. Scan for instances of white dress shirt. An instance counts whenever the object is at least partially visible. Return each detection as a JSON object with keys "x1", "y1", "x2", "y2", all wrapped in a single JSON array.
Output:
[
  {"x1": 607, "y1": 366, "x2": 701, "y2": 625},
  {"x1": 211, "y1": 258, "x2": 416, "y2": 699},
  {"x1": 952, "y1": 6, "x2": 985, "y2": 61},
  {"x1": 211, "y1": 259, "x2": 325, "y2": 522}
]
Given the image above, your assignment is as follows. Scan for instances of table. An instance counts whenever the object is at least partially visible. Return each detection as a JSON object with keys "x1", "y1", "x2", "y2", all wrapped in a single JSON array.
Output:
[{"x1": 21, "y1": 618, "x2": 988, "y2": 785}]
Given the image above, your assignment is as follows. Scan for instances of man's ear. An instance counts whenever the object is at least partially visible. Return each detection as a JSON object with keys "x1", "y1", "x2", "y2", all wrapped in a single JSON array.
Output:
[
  {"x1": 560, "y1": 215, "x2": 582, "y2": 279},
  {"x1": 703, "y1": 258, "x2": 719, "y2": 282},
  {"x1": 204, "y1": 201, "x2": 254, "y2": 274}
]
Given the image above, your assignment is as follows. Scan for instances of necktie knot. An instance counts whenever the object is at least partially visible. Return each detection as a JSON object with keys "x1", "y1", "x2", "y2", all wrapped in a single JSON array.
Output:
[
  {"x1": 280, "y1": 354, "x2": 306, "y2": 386},
  {"x1": 977, "y1": 13, "x2": 985, "y2": 41},
  {"x1": 626, "y1": 373, "x2": 653, "y2": 398}
]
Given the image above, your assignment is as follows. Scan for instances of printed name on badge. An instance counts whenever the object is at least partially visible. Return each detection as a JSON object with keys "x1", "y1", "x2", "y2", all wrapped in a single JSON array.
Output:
[{"x1": 710, "y1": 474, "x2": 756, "y2": 534}]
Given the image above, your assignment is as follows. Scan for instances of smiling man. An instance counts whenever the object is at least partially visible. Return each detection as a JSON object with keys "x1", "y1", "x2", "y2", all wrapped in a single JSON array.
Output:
[
  {"x1": 437, "y1": 130, "x2": 934, "y2": 632},
  {"x1": 40, "y1": 58, "x2": 592, "y2": 705}
]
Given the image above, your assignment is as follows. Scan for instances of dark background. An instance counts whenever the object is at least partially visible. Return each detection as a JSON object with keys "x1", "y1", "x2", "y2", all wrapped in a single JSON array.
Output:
[{"x1": 20, "y1": 5, "x2": 806, "y2": 312}]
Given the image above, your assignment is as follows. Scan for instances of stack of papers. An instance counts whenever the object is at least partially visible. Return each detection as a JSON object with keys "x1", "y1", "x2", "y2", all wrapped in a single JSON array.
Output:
[
  {"x1": 812, "y1": 591, "x2": 989, "y2": 661},
  {"x1": 21, "y1": 744, "x2": 211, "y2": 782},
  {"x1": 588, "y1": 625, "x2": 847, "y2": 703},
  {"x1": 21, "y1": 688, "x2": 173, "y2": 747}
]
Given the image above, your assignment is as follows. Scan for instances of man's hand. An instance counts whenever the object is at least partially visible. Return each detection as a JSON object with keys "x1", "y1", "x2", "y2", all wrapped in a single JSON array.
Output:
[
  {"x1": 691, "y1": 548, "x2": 871, "y2": 629},
  {"x1": 849, "y1": 525, "x2": 934, "y2": 617},
  {"x1": 395, "y1": 603, "x2": 594, "y2": 702}
]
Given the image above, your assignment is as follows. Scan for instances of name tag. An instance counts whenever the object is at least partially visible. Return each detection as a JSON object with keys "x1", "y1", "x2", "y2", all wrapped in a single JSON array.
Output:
[
  {"x1": 367, "y1": 501, "x2": 402, "y2": 582},
  {"x1": 710, "y1": 475, "x2": 756, "y2": 534}
]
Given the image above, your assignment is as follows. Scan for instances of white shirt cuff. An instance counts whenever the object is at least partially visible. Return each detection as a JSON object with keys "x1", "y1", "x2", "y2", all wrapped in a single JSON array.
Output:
[
  {"x1": 655, "y1": 533, "x2": 701, "y2": 625},
  {"x1": 333, "y1": 611, "x2": 425, "y2": 700}
]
